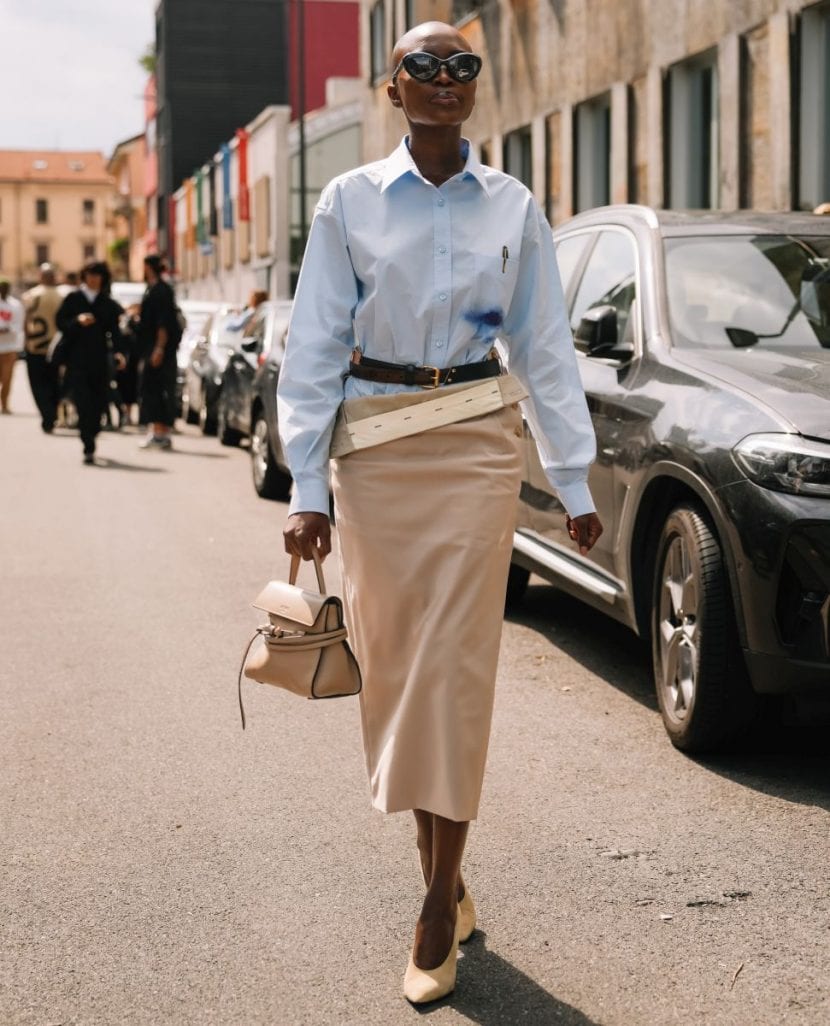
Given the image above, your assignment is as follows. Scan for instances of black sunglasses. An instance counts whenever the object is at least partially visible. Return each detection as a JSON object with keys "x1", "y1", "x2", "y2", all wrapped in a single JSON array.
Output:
[{"x1": 392, "y1": 50, "x2": 483, "y2": 84}]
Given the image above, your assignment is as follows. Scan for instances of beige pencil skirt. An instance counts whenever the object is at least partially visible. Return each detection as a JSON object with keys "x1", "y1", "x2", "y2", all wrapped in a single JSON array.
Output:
[{"x1": 331, "y1": 401, "x2": 523, "y2": 822}]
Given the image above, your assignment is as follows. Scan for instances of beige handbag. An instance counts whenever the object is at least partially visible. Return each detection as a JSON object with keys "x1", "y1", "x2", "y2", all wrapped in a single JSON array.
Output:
[{"x1": 237, "y1": 551, "x2": 362, "y2": 727}]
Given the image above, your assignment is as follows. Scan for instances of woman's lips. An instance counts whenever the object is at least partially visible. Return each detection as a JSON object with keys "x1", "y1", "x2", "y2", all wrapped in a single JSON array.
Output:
[{"x1": 430, "y1": 92, "x2": 461, "y2": 104}]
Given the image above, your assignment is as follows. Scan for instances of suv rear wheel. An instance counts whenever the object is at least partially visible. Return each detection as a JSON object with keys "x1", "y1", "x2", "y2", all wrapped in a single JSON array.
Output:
[
  {"x1": 217, "y1": 398, "x2": 242, "y2": 447},
  {"x1": 251, "y1": 413, "x2": 291, "y2": 500},
  {"x1": 651, "y1": 504, "x2": 755, "y2": 752}
]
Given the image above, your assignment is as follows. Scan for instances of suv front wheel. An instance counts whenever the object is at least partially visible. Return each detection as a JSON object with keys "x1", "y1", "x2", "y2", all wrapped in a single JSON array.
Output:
[{"x1": 651, "y1": 504, "x2": 755, "y2": 753}]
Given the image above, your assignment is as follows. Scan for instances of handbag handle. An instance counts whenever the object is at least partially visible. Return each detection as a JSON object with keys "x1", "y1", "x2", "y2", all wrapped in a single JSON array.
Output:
[{"x1": 289, "y1": 549, "x2": 327, "y2": 593}]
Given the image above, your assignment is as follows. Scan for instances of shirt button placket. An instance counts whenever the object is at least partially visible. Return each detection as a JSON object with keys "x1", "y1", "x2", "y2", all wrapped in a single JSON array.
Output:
[{"x1": 432, "y1": 192, "x2": 452, "y2": 364}]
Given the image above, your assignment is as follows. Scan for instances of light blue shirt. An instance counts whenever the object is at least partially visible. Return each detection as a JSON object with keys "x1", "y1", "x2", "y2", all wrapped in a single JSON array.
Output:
[{"x1": 277, "y1": 137, "x2": 597, "y2": 518}]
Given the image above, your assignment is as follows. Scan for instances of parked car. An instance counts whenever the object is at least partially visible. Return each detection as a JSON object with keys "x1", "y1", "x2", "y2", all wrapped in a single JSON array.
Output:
[
  {"x1": 110, "y1": 281, "x2": 146, "y2": 309},
  {"x1": 178, "y1": 300, "x2": 222, "y2": 422},
  {"x1": 509, "y1": 206, "x2": 830, "y2": 752},
  {"x1": 218, "y1": 300, "x2": 293, "y2": 451},
  {"x1": 237, "y1": 300, "x2": 295, "y2": 498},
  {"x1": 183, "y1": 304, "x2": 244, "y2": 434}
]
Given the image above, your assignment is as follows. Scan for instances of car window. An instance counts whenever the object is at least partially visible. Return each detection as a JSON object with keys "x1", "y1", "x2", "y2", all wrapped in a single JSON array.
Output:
[
  {"x1": 664, "y1": 235, "x2": 830, "y2": 349},
  {"x1": 570, "y1": 230, "x2": 638, "y2": 349},
  {"x1": 555, "y1": 233, "x2": 592, "y2": 299}
]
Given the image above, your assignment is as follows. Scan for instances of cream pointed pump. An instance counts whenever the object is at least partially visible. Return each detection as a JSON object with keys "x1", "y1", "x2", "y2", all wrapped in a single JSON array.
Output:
[{"x1": 404, "y1": 915, "x2": 462, "y2": 1005}]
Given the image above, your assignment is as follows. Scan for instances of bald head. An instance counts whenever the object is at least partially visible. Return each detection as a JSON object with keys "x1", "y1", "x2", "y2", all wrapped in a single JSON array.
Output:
[{"x1": 391, "y1": 21, "x2": 471, "y2": 71}]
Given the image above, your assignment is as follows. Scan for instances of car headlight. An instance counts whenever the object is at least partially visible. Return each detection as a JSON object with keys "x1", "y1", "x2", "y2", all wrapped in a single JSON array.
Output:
[{"x1": 733, "y1": 433, "x2": 830, "y2": 497}]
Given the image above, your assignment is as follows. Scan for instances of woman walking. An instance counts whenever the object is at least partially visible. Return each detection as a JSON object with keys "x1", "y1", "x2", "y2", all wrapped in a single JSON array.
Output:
[
  {"x1": 277, "y1": 21, "x2": 603, "y2": 1004},
  {"x1": 55, "y1": 262, "x2": 125, "y2": 464}
]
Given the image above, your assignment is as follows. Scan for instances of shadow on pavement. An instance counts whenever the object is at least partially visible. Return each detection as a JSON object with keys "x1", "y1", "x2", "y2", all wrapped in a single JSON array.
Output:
[
  {"x1": 510, "y1": 585, "x2": 830, "y2": 810},
  {"x1": 94, "y1": 457, "x2": 167, "y2": 473},
  {"x1": 693, "y1": 706, "x2": 830, "y2": 811},
  {"x1": 506, "y1": 583, "x2": 655, "y2": 711},
  {"x1": 164, "y1": 448, "x2": 230, "y2": 459},
  {"x1": 416, "y1": 931, "x2": 598, "y2": 1025}
]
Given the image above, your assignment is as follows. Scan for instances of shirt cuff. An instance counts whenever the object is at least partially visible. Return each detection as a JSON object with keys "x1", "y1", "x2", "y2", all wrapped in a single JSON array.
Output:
[
  {"x1": 287, "y1": 473, "x2": 330, "y2": 517},
  {"x1": 553, "y1": 479, "x2": 596, "y2": 519}
]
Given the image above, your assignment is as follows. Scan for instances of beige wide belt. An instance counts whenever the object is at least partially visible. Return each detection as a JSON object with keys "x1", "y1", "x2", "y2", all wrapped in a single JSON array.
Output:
[{"x1": 330, "y1": 373, "x2": 528, "y2": 458}]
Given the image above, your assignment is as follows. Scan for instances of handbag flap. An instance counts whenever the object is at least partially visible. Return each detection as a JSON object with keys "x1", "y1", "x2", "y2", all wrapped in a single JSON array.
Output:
[{"x1": 252, "y1": 580, "x2": 328, "y2": 627}]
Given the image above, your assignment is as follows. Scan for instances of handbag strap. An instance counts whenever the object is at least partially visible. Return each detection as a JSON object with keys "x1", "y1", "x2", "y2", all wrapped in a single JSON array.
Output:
[
  {"x1": 289, "y1": 549, "x2": 326, "y2": 592},
  {"x1": 237, "y1": 627, "x2": 267, "y2": 730}
]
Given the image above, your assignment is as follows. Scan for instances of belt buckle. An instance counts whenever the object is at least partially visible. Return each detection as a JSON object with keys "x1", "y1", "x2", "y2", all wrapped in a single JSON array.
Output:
[{"x1": 420, "y1": 365, "x2": 441, "y2": 389}]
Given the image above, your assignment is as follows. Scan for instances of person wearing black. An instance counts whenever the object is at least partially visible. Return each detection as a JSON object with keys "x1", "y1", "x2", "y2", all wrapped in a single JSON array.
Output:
[
  {"x1": 138, "y1": 255, "x2": 181, "y2": 450},
  {"x1": 55, "y1": 261, "x2": 126, "y2": 464}
]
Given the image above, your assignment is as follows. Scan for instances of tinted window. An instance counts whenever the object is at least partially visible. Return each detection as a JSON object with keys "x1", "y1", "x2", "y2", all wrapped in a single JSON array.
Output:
[
  {"x1": 664, "y1": 235, "x2": 830, "y2": 349},
  {"x1": 570, "y1": 230, "x2": 638, "y2": 348}
]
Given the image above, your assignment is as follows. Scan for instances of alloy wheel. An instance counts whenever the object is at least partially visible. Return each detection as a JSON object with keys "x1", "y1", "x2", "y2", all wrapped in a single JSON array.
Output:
[
  {"x1": 251, "y1": 417, "x2": 269, "y2": 490},
  {"x1": 657, "y1": 534, "x2": 699, "y2": 725}
]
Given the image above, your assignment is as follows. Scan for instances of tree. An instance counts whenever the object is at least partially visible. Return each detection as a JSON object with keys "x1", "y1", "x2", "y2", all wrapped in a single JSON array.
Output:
[{"x1": 138, "y1": 43, "x2": 156, "y2": 75}]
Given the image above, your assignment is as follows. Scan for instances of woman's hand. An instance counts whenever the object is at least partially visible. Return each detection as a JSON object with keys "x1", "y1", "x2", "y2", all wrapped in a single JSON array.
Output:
[
  {"x1": 284, "y1": 512, "x2": 332, "y2": 560},
  {"x1": 566, "y1": 513, "x2": 603, "y2": 556},
  {"x1": 149, "y1": 344, "x2": 164, "y2": 368},
  {"x1": 77, "y1": 313, "x2": 95, "y2": 327}
]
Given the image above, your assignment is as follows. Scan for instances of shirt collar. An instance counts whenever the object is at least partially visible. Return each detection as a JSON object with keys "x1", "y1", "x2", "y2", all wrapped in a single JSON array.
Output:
[{"x1": 380, "y1": 136, "x2": 490, "y2": 195}]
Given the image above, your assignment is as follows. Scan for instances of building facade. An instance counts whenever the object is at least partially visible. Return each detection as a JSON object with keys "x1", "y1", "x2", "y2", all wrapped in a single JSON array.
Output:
[
  {"x1": 172, "y1": 87, "x2": 363, "y2": 304},
  {"x1": 107, "y1": 135, "x2": 148, "y2": 283},
  {"x1": 154, "y1": 0, "x2": 291, "y2": 259},
  {"x1": 361, "y1": 0, "x2": 830, "y2": 221},
  {"x1": 0, "y1": 151, "x2": 112, "y2": 287}
]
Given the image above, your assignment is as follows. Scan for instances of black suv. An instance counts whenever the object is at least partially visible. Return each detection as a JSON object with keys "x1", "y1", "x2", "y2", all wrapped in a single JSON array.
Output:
[{"x1": 510, "y1": 206, "x2": 830, "y2": 752}]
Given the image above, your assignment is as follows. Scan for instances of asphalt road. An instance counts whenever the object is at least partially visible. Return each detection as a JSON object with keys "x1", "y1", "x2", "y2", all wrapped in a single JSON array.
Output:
[{"x1": 2, "y1": 376, "x2": 829, "y2": 1026}]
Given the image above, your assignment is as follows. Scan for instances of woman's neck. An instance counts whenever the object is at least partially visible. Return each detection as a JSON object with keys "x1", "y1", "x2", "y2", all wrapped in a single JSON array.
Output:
[{"x1": 407, "y1": 126, "x2": 466, "y2": 187}]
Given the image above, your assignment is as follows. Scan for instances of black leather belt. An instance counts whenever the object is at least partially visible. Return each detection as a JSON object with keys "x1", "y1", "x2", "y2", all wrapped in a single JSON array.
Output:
[{"x1": 349, "y1": 353, "x2": 501, "y2": 389}]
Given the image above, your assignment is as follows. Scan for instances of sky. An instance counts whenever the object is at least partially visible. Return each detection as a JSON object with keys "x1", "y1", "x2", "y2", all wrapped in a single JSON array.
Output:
[{"x1": 0, "y1": 0, "x2": 156, "y2": 156}]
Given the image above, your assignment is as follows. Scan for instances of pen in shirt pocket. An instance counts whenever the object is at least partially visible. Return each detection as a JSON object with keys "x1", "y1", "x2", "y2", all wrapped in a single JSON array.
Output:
[{"x1": 502, "y1": 245, "x2": 509, "y2": 273}]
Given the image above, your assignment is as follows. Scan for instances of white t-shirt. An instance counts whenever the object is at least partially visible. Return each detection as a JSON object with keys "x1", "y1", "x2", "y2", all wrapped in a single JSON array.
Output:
[{"x1": 0, "y1": 295, "x2": 25, "y2": 354}]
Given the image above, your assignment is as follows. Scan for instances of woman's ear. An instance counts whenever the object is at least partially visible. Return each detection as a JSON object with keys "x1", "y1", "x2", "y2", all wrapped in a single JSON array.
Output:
[{"x1": 387, "y1": 82, "x2": 403, "y2": 108}]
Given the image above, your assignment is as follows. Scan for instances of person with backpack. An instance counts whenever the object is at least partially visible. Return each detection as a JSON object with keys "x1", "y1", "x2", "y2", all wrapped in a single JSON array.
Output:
[{"x1": 138, "y1": 255, "x2": 182, "y2": 450}]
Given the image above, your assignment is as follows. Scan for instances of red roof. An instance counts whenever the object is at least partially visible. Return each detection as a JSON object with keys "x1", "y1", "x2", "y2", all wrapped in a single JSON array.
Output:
[{"x1": 0, "y1": 150, "x2": 112, "y2": 185}]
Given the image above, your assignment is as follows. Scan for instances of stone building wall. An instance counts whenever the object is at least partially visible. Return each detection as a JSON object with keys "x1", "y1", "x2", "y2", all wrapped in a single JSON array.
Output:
[{"x1": 359, "y1": 0, "x2": 829, "y2": 219}]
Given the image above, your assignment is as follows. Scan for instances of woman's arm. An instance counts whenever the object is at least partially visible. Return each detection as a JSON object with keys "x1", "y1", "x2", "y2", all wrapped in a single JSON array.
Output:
[
  {"x1": 277, "y1": 181, "x2": 359, "y2": 520},
  {"x1": 502, "y1": 203, "x2": 598, "y2": 521}
]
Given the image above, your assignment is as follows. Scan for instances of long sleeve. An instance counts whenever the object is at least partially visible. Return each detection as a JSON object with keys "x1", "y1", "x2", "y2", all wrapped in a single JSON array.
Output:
[
  {"x1": 277, "y1": 183, "x2": 360, "y2": 515},
  {"x1": 56, "y1": 294, "x2": 78, "y2": 336},
  {"x1": 502, "y1": 205, "x2": 596, "y2": 518}
]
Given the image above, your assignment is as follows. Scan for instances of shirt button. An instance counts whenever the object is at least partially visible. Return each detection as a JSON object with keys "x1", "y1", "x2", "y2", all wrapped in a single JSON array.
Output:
[
  {"x1": 437, "y1": 198, "x2": 445, "y2": 207},
  {"x1": 435, "y1": 340, "x2": 445, "y2": 348},
  {"x1": 438, "y1": 246, "x2": 447, "y2": 254},
  {"x1": 439, "y1": 293, "x2": 447, "y2": 301}
]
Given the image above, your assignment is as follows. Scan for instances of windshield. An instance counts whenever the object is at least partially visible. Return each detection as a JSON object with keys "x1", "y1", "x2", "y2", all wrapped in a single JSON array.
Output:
[
  {"x1": 664, "y1": 234, "x2": 830, "y2": 349},
  {"x1": 213, "y1": 310, "x2": 248, "y2": 348}
]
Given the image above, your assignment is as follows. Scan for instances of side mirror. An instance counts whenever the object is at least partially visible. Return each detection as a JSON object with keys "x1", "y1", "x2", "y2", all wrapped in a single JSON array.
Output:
[
  {"x1": 725, "y1": 326, "x2": 759, "y2": 348},
  {"x1": 576, "y1": 305, "x2": 633, "y2": 358}
]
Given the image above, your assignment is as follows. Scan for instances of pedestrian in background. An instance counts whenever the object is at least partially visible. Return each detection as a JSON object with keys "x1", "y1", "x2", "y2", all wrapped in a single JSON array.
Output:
[
  {"x1": 138, "y1": 255, "x2": 182, "y2": 450},
  {"x1": 55, "y1": 261, "x2": 126, "y2": 464},
  {"x1": 278, "y1": 20, "x2": 602, "y2": 1006},
  {"x1": 58, "y1": 271, "x2": 80, "y2": 297},
  {"x1": 23, "y1": 263, "x2": 63, "y2": 432},
  {"x1": 0, "y1": 278, "x2": 25, "y2": 414}
]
